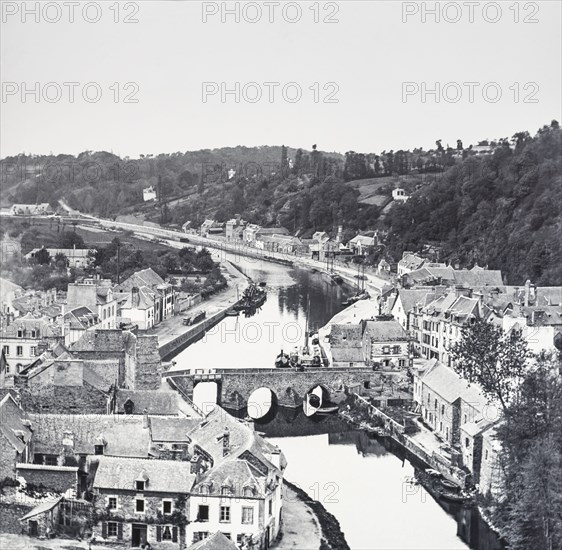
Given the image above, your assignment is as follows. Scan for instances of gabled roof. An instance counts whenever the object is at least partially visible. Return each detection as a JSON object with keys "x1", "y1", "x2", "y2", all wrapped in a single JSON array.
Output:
[
  {"x1": 363, "y1": 320, "x2": 409, "y2": 342},
  {"x1": 150, "y1": 416, "x2": 200, "y2": 442},
  {"x1": 0, "y1": 394, "x2": 33, "y2": 453},
  {"x1": 349, "y1": 234, "x2": 375, "y2": 246},
  {"x1": 187, "y1": 531, "x2": 238, "y2": 550},
  {"x1": 192, "y1": 459, "x2": 266, "y2": 498},
  {"x1": 20, "y1": 497, "x2": 63, "y2": 521},
  {"x1": 117, "y1": 268, "x2": 166, "y2": 292},
  {"x1": 93, "y1": 456, "x2": 196, "y2": 494},
  {"x1": 187, "y1": 406, "x2": 285, "y2": 472},
  {"x1": 394, "y1": 288, "x2": 441, "y2": 315},
  {"x1": 29, "y1": 414, "x2": 151, "y2": 457},
  {"x1": 399, "y1": 254, "x2": 426, "y2": 270},
  {"x1": 417, "y1": 360, "x2": 488, "y2": 410}
]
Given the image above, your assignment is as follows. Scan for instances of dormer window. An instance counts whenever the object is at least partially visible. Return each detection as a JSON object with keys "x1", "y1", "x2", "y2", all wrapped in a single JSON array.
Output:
[
  {"x1": 136, "y1": 480, "x2": 145, "y2": 491},
  {"x1": 221, "y1": 486, "x2": 231, "y2": 496},
  {"x1": 17, "y1": 329, "x2": 23, "y2": 338},
  {"x1": 243, "y1": 486, "x2": 255, "y2": 497},
  {"x1": 94, "y1": 445, "x2": 104, "y2": 455}
]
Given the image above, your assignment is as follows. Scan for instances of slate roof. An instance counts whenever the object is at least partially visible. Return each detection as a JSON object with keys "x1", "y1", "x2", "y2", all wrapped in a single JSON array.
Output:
[
  {"x1": 192, "y1": 459, "x2": 266, "y2": 498},
  {"x1": 395, "y1": 288, "x2": 441, "y2": 315},
  {"x1": 64, "y1": 306, "x2": 99, "y2": 329},
  {"x1": 117, "y1": 268, "x2": 167, "y2": 292},
  {"x1": 93, "y1": 456, "x2": 196, "y2": 493},
  {"x1": 0, "y1": 394, "x2": 33, "y2": 453},
  {"x1": 28, "y1": 414, "x2": 151, "y2": 457},
  {"x1": 20, "y1": 497, "x2": 63, "y2": 521},
  {"x1": 399, "y1": 254, "x2": 426, "y2": 271},
  {"x1": 363, "y1": 320, "x2": 409, "y2": 342},
  {"x1": 418, "y1": 360, "x2": 488, "y2": 410},
  {"x1": 187, "y1": 406, "x2": 285, "y2": 471},
  {"x1": 0, "y1": 314, "x2": 61, "y2": 338},
  {"x1": 187, "y1": 531, "x2": 238, "y2": 550},
  {"x1": 0, "y1": 277, "x2": 23, "y2": 301},
  {"x1": 115, "y1": 390, "x2": 180, "y2": 416},
  {"x1": 150, "y1": 416, "x2": 200, "y2": 442}
]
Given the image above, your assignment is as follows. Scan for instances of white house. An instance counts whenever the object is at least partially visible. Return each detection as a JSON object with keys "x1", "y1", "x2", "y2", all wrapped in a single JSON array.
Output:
[
  {"x1": 143, "y1": 186, "x2": 157, "y2": 201},
  {"x1": 392, "y1": 188, "x2": 409, "y2": 202}
]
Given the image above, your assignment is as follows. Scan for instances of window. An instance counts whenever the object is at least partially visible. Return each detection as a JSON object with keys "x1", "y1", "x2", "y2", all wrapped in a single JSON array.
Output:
[
  {"x1": 441, "y1": 405, "x2": 445, "y2": 415},
  {"x1": 197, "y1": 505, "x2": 209, "y2": 522},
  {"x1": 94, "y1": 445, "x2": 104, "y2": 455},
  {"x1": 2, "y1": 345, "x2": 9, "y2": 356},
  {"x1": 30, "y1": 347, "x2": 37, "y2": 357},
  {"x1": 434, "y1": 399, "x2": 437, "y2": 410},
  {"x1": 242, "y1": 507, "x2": 254, "y2": 524},
  {"x1": 162, "y1": 526, "x2": 172, "y2": 540},
  {"x1": 439, "y1": 422, "x2": 443, "y2": 432},
  {"x1": 399, "y1": 359, "x2": 406, "y2": 367},
  {"x1": 31, "y1": 330, "x2": 37, "y2": 338},
  {"x1": 268, "y1": 500, "x2": 273, "y2": 516},
  {"x1": 465, "y1": 438, "x2": 470, "y2": 448},
  {"x1": 243, "y1": 486, "x2": 254, "y2": 497},
  {"x1": 193, "y1": 532, "x2": 209, "y2": 543},
  {"x1": 45, "y1": 455, "x2": 58, "y2": 466},
  {"x1": 221, "y1": 486, "x2": 231, "y2": 496},
  {"x1": 16, "y1": 346, "x2": 23, "y2": 357},
  {"x1": 136, "y1": 498, "x2": 144, "y2": 513},
  {"x1": 17, "y1": 330, "x2": 23, "y2": 338},
  {"x1": 485, "y1": 450, "x2": 489, "y2": 460},
  {"x1": 223, "y1": 533, "x2": 231, "y2": 540},
  {"x1": 382, "y1": 346, "x2": 390, "y2": 354},
  {"x1": 107, "y1": 522, "x2": 118, "y2": 537},
  {"x1": 136, "y1": 480, "x2": 145, "y2": 491},
  {"x1": 162, "y1": 500, "x2": 172, "y2": 515},
  {"x1": 220, "y1": 506, "x2": 231, "y2": 523},
  {"x1": 393, "y1": 346, "x2": 400, "y2": 354},
  {"x1": 108, "y1": 497, "x2": 117, "y2": 510}
]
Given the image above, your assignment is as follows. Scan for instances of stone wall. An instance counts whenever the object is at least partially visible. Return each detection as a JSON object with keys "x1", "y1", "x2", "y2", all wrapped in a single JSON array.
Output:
[
  {"x1": 16, "y1": 465, "x2": 77, "y2": 493},
  {"x1": 0, "y1": 502, "x2": 33, "y2": 534},
  {"x1": 0, "y1": 440, "x2": 18, "y2": 480},
  {"x1": 169, "y1": 368, "x2": 376, "y2": 409}
]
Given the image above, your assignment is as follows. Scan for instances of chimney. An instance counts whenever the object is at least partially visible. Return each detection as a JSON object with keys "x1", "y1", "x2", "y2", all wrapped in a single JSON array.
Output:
[
  {"x1": 524, "y1": 280, "x2": 531, "y2": 307},
  {"x1": 223, "y1": 427, "x2": 230, "y2": 456},
  {"x1": 142, "y1": 408, "x2": 150, "y2": 429},
  {"x1": 190, "y1": 455, "x2": 199, "y2": 475},
  {"x1": 131, "y1": 287, "x2": 140, "y2": 308}
]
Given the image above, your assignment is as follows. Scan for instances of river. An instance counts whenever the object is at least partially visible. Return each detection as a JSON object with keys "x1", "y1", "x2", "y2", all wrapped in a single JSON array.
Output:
[{"x1": 173, "y1": 254, "x2": 503, "y2": 550}]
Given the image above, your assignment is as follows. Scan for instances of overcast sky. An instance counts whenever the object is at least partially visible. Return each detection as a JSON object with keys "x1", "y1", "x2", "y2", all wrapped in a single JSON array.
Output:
[{"x1": 1, "y1": 1, "x2": 561, "y2": 158}]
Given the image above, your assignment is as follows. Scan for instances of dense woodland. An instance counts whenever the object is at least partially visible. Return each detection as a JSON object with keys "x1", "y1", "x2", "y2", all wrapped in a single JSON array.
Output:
[{"x1": 1, "y1": 121, "x2": 560, "y2": 284}]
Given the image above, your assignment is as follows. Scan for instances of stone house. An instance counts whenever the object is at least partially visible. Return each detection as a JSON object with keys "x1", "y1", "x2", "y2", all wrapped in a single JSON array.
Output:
[
  {"x1": 16, "y1": 357, "x2": 115, "y2": 414},
  {"x1": 117, "y1": 268, "x2": 175, "y2": 326},
  {"x1": 0, "y1": 314, "x2": 62, "y2": 376},
  {"x1": 329, "y1": 324, "x2": 365, "y2": 368},
  {"x1": 478, "y1": 424, "x2": 503, "y2": 497},
  {"x1": 62, "y1": 305, "x2": 101, "y2": 345},
  {"x1": 66, "y1": 280, "x2": 117, "y2": 330},
  {"x1": 116, "y1": 286, "x2": 157, "y2": 330},
  {"x1": 91, "y1": 456, "x2": 195, "y2": 549},
  {"x1": 348, "y1": 234, "x2": 376, "y2": 256},
  {"x1": 185, "y1": 407, "x2": 285, "y2": 549},
  {"x1": 397, "y1": 252, "x2": 426, "y2": 277},
  {"x1": 413, "y1": 359, "x2": 489, "y2": 448},
  {"x1": 225, "y1": 218, "x2": 247, "y2": 241},
  {"x1": 361, "y1": 319, "x2": 410, "y2": 370}
]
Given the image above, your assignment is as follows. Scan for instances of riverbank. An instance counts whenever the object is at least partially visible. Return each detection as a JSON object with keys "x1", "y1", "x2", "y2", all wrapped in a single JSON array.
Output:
[
  {"x1": 149, "y1": 261, "x2": 249, "y2": 359},
  {"x1": 278, "y1": 481, "x2": 351, "y2": 550}
]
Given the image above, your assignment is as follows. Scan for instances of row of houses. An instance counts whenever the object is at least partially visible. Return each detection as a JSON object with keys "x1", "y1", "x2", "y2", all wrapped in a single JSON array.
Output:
[
  {"x1": 199, "y1": 218, "x2": 380, "y2": 259},
  {"x1": 386, "y1": 277, "x2": 562, "y2": 363},
  {"x1": 0, "y1": 268, "x2": 177, "y2": 375},
  {"x1": 0, "y1": 392, "x2": 285, "y2": 549}
]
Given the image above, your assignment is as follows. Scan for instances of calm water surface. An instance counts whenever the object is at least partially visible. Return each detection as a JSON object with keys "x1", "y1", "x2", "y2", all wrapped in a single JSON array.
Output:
[{"x1": 174, "y1": 254, "x2": 502, "y2": 550}]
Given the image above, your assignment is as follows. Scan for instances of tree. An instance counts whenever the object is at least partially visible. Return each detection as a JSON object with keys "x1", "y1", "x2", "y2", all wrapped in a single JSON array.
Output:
[
  {"x1": 450, "y1": 318, "x2": 530, "y2": 412},
  {"x1": 34, "y1": 248, "x2": 51, "y2": 265},
  {"x1": 54, "y1": 252, "x2": 68, "y2": 271},
  {"x1": 58, "y1": 231, "x2": 85, "y2": 249}
]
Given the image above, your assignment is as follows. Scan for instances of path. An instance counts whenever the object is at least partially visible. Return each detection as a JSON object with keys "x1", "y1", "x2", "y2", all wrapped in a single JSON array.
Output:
[{"x1": 274, "y1": 485, "x2": 322, "y2": 550}]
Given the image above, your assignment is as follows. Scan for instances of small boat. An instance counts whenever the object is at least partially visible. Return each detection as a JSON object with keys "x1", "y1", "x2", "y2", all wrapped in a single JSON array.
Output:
[
  {"x1": 441, "y1": 479, "x2": 460, "y2": 491},
  {"x1": 303, "y1": 386, "x2": 323, "y2": 417},
  {"x1": 225, "y1": 309, "x2": 239, "y2": 317},
  {"x1": 316, "y1": 405, "x2": 339, "y2": 415},
  {"x1": 425, "y1": 468, "x2": 442, "y2": 478},
  {"x1": 331, "y1": 273, "x2": 343, "y2": 284},
  {"x1": 438, "y1": 490, "x2": 471, "y2": 503}
]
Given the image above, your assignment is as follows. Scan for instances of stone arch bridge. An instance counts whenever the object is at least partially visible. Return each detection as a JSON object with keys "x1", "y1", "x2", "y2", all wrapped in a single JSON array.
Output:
[{"x1": 164, "y1": 367, "x2": 377, "y2": 411}]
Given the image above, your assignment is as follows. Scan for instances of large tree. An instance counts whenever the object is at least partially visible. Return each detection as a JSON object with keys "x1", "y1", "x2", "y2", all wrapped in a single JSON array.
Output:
[{"x1": 450, "y1": 318, "x2": 530, "y2": 412}]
